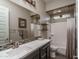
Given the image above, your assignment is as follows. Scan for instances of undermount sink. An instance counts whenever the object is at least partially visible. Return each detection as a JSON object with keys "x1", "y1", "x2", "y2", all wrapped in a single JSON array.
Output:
[
  {"x1": 0, "y1": 39, "x2": 50, "y2": 59},
  {"x1": 0, "y1": 48, "x2": 13, "y2": 57},
  {"x1": 0, "y1": 41, "x2": 40, "y2": 57},
  {"x1": 6, "y1": 46, "x2": 32, "y2": 57},
  {"x1": 25, "y1": 41, "x2": 41, "y2": 48}
]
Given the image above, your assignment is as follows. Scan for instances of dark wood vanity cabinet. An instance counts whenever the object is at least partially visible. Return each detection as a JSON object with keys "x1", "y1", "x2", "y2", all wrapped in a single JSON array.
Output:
[
  {"x1": 23, "y1": 42, "x2": 50, "y2": 59},
  {"x1": 23, "y1": 49, "x2": 39, "y2": 59},
  {"x1": 46, "y1": 45, "x2": 50, "y2": 59},
  {"x1": 32, "y1": 50, "x2": 39, "y2": 59},
  {"x1": 40, "y1": 43, "x2": 50, "y2": 59}
]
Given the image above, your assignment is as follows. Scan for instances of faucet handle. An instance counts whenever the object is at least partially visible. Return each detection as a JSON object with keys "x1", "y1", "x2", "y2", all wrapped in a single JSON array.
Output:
[
  {"x1": 11, "y1": 41, "x2": 19, "y2": 49},
  {"x1": 14, "y1": 41, "x2": 19, "y2": 48}
]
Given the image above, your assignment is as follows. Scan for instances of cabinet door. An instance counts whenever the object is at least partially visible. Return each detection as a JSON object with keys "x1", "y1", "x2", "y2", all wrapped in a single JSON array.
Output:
[
  {"x1": 41, "y1": 53, "x2": 47, "y2": 59},
  {"x1": 46, "y1": 46, "x2": 50, "y2": 59},
  {"x1": 33, "y1": 52, "x2": 39, "y2": 59},
  {"x1": 40, "y1": 43, "x2": 50, "y2": 59}
]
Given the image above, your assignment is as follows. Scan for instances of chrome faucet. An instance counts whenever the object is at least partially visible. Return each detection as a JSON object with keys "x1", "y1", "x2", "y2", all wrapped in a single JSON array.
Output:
[
  {"x1": 12, "y1": 41, "x2": 19, "y2": 49},
  {"x1": 9, "y1": 41, "x2": 19, "y2": 49}
]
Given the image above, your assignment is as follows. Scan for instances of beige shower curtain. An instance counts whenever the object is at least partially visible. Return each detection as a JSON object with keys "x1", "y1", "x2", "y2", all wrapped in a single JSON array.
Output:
[{"x1": 66, "y1": 18, "x2": 76, "y2": 59}]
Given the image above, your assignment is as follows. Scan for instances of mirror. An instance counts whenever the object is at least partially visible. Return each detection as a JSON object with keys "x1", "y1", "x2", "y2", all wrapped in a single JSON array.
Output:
[
  {"x1": 31, "y1": 23, "x2": 41, "y2": 39},
  {"x1": 30, "y1": 14, "x2": 41, "y2": 39},
  {"x1": 0, "y1": 6, "x2": 9, "y2": 50}
]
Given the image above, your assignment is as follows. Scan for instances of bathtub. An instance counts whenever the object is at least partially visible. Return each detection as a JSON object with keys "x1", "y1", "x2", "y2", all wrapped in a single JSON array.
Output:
[
  {"x1": 50, "y1": 44, "x2": 67, "y2": 57},
  {"x1": 57, "y1": 47, "x2": 66, "y2": 56}
]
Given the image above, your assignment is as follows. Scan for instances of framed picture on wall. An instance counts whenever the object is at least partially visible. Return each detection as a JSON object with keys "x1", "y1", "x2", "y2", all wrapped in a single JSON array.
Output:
[
  {"x1": 26, "y1": 0, "x2": 32, "y2": 4},
  {"x1": 18, "y1": 18, "x2": 27, "y2": 28},
  {"x1": 25, "y1": 0, "x2": 36, "y2": 7}
]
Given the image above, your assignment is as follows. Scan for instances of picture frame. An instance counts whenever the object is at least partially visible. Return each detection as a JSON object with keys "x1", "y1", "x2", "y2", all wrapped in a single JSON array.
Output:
[
  {"x1": 41, "y1": 24, "x2": 48, "y2": 31},
  {"x1": 25, "y1": 0, "x2": 36, "y2": 7},
  {"x1": 18, "y1": 18, "x2": 27, "y2": 28},
  {"x1": 26, "y1": 0, "x2": 32, "y2": 4}
]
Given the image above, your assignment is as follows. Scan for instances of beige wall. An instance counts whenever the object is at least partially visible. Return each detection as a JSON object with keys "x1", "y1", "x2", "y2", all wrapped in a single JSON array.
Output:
[
  {"x1": 0, "y1": 0, "x2": 32, "y2": 42},
  {"x1": 10, "y1": 0, "x2": 50, "y2": 22},
  {"x1": 0, "y1": 0, "x2": 50, "y2": 42},
  {"x1": 36, "y1": 0, "x2": 49, "y2": 22}
]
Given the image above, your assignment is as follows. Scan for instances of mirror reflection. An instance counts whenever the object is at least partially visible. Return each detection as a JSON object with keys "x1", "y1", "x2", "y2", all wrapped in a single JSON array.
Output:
[
  {"x1": 0, "y1": 0, "x2": 41, "y2": 51},
  {"x1": 0, "y1": 6, "x2": 9, "y2": 50}
]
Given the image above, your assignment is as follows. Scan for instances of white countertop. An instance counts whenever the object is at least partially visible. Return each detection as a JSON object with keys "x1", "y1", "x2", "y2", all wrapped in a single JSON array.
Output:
[{"x1": 0, "y1": 39, "x2": 50, "y2": 59}]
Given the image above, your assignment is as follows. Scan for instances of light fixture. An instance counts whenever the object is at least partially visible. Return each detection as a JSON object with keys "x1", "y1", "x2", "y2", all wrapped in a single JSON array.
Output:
[
  {"x1": 62, "y1": 14, "x2": 71, "y2": 18},
  {"x1": 53, "y1": 16, "x2": 60, "y2": 19},
  {"x1": 58, "y1": 10, "x2": 62, "y2": 13},
  {"x1": 53, "y1": 10, "x2": 62, "y2": 14}
]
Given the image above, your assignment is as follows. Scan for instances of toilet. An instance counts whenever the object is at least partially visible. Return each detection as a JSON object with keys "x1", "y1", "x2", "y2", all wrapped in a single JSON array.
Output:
[
  {"x1": 50, "y1": 45, "x2": 58, "y2": 58},
  {"x1": 50, "y1": 33, "x2": 58, "y2": 58}
]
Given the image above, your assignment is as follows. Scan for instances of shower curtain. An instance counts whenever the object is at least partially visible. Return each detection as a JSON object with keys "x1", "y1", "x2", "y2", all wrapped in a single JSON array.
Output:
[{"x1": 66, "y1": 18, "x2": 76, "y2": 59}]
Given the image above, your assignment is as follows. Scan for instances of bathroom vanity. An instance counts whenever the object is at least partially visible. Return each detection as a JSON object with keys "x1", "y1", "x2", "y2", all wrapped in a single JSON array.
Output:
[
  {"x1": 0, "y1": 39, "x2": 50, "y2": 59},
  {"x1": 24, "y1": 42, "x2": 50, "y2": 59}
]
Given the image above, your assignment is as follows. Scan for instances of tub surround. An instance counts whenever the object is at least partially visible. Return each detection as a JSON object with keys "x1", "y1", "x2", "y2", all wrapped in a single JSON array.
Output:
[{"x1": 0, "y1": 39, "x2": 50, "y2": 59}]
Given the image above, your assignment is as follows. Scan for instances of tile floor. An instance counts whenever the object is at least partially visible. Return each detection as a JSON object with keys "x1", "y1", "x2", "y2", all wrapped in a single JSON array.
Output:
[{"x1": 51, "y1": 54, "x2": 67, "y2": 59}]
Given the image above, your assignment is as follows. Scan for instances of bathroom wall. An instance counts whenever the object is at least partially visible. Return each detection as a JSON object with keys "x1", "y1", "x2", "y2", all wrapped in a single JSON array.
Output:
[
  {"x1": 0, "y1": 0, "x2": 49, "y2": 43},
  {"x1": 51, "y1": 22, "x2": 67, "y2": 55},
  {"x1": 10, "y1": 0, "x2": 50, "y2": 39},
  {"x1": 10, "y1": 0, "x2": 48, "y2": 21},
  {"x1": 10, "y1": 0, "x2": 38, "y2": 14},
  {"x1": 0, "y1": 0, "x2": 32, "y2": 42},
  {"x1": 36, "y1": 0, "x2": 48, "y2": 21},
  {"x1": 45, "y1": 0, "x2": 75, "y2": 11}
]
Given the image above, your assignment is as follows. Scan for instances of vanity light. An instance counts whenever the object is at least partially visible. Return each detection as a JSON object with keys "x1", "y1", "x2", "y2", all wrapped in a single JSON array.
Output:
[
  {"x1": 53, "y1": 10, "x2": 62, "y2": 14},
  {"x1": 58, "y1": 10, "x2": 62, "y2": 13},
  {"x1": 53, "y1": 14, "x2": 71, "y2": 19},
  {"x1": 24, "y1": 0, "x2": 36, "y2": 7},
  {"x1": 53, "y1": 16, "x2": 60, "y2": 19},
  {"x1": 62, "y1": 14, "x2": 71, "y2": 18}
]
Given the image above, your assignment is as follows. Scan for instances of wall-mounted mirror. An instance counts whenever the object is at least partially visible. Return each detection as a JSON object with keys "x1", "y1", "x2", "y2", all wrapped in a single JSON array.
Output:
[
  {"x1": 30, "y1": 14, "x2": 41, "y2": 39},
  {"x1": 0, "y1": 6, "x2": 9, "y2": 50}
]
